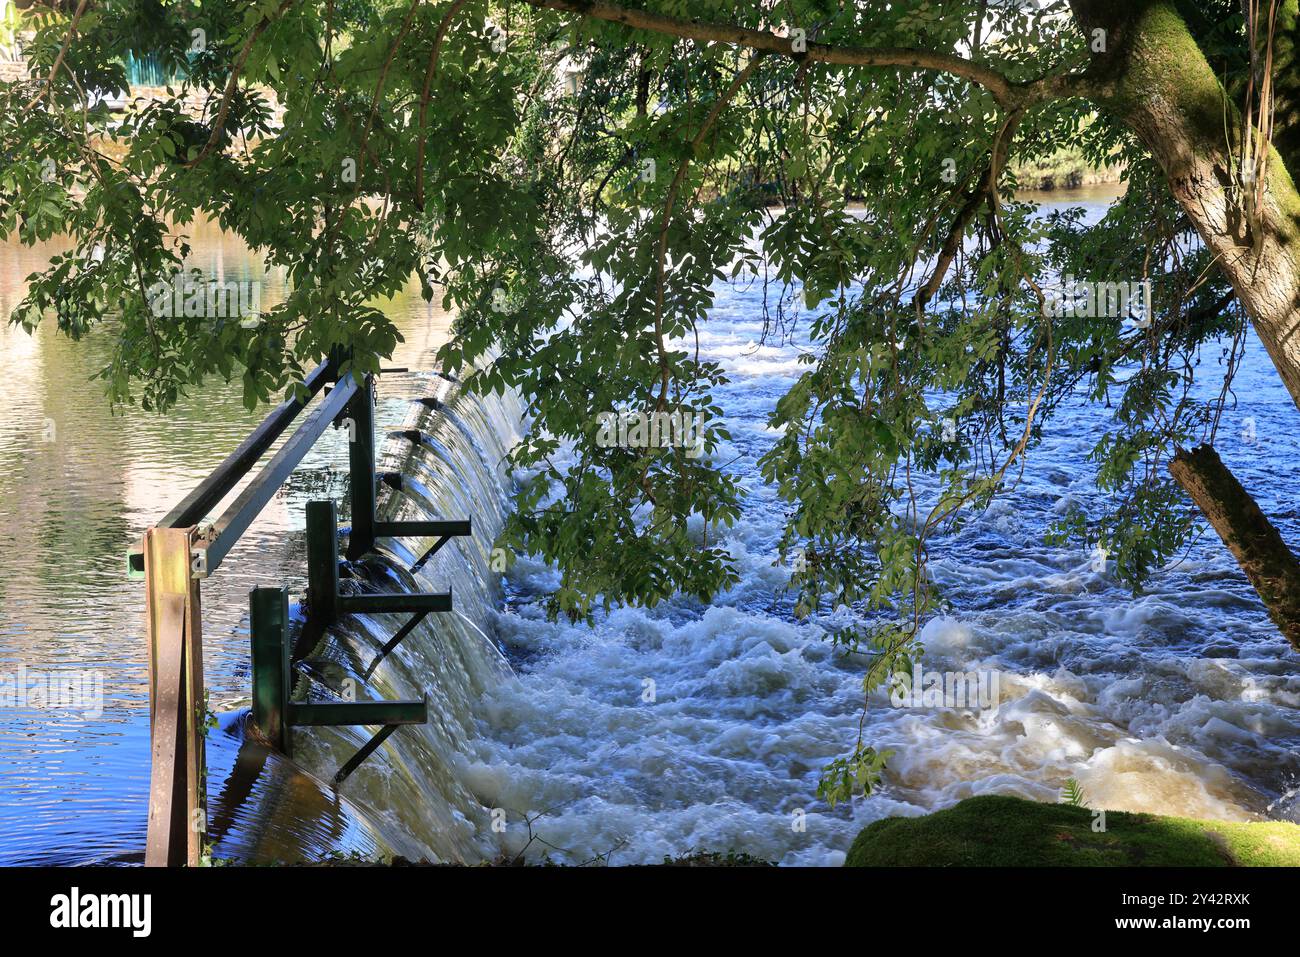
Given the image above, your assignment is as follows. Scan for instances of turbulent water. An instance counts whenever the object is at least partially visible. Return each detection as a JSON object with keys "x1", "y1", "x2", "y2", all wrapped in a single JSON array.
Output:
[
  {"x1": 452, "y1": 200, "x2": 1300, "y2": 866},
  {"x1": 458, "y1": 346, "x2": 1300, "y2": 867},
  {"x1": 2, "y1": 193, "x2": 1299, "y2": 865}
]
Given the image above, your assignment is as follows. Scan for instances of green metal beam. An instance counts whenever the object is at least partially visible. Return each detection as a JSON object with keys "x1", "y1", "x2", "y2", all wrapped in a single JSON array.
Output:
[
  {"x1": 375, "y1": 520, "x2": 472, "y2": 538},
  {"x1": 338, "y1": 591, "x2": 453, "y2": 614},
  {"x1": 288, "y1": 698, "x2": 428, "y2": 727},
  {"x1": 346, "y1": 375, "x2": 377, "y2": 561},
  {"x1": 305, "y1": 500, "x2": 341, "y2": 625},
  {"x1": 249, "y1": 587, "x2": 291, "y2": 754}
]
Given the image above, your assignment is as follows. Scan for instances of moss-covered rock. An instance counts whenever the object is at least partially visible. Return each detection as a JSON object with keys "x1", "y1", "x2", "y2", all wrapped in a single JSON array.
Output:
[{"x1": 846, "y1": 795, "x2": 1300, "y2": 867}]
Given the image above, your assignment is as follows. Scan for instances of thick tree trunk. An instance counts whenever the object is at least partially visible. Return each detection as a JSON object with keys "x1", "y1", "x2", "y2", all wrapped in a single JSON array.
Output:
[
  {"x1": 1168, "y1": 445, "x2": 1300, "y2": 650},
  {"x1": 1071, "y1": 1, "x2": 1300, "y2": 411}
]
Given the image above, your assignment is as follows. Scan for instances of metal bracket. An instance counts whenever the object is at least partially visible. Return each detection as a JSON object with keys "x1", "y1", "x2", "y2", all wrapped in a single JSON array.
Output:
[
  {"x1": 306, "y1": 500, "x2": 460, "y2": 627},
  {"x1": 249, "y1": 583, "x2": 429, "y2": 778},
  {"x1": 363, "y1": 610, "x2": 430, "y2": 680},
  {"x1": 287, "y1": 697, "x2": 428, "y2": 785}
]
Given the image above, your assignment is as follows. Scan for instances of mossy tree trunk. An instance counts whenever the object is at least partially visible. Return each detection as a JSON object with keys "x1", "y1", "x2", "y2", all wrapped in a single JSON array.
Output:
[{"x1": 1070, "y1": 0, "x2": 1300, "y2": 409}]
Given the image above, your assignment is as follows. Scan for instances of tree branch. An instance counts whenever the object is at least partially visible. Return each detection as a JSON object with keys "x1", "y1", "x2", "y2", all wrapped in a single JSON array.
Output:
[
  {"x1": 22, "y1": 0, "x2": 91, "y2": 112},
  {"x1": 520, "y1": 0, "x2": 1037, "y2": 106},
  {"x1": 915, "y1": 110, "x2": 1023, "y2": 313},
  {"x1": 185, "y1": 0, "x2": 295, "y2": 168},
  {"x1": 359, "y1": 0, "x2": 425, "y2": 176},
  {"x1": 1169, "y1": 444, "x2": 1300, "y2": 651},
  {"x1": 415, "y1": 0, "x2": 471, "y2": 210}
]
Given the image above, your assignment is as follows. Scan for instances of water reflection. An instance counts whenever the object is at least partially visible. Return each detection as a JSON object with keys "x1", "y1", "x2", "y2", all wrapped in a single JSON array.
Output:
[{"x1": 0, "y1": 219, "x2": 456, "y2": 864}]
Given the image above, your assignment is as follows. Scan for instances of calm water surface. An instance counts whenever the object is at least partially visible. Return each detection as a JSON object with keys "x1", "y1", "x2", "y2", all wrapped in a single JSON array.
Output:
[{"x1": 0, "y1": 220, "x2": 454, "y2": 864}]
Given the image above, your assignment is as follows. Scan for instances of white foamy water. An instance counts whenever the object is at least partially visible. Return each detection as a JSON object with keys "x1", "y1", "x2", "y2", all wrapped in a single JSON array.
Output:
[{"x1": 459, "y1": 222, "x2": 1300, "y2": 865}]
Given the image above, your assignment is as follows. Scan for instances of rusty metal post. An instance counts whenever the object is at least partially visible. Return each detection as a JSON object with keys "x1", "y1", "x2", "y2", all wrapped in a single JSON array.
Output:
[{"x1": 143, "y1": 526, "x2": 205, "y2": 867}]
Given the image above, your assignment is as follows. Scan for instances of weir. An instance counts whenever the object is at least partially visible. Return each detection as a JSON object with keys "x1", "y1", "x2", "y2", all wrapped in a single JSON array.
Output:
[{"x1": 130, "y1": 356, "x2": 522, "y2": 865}]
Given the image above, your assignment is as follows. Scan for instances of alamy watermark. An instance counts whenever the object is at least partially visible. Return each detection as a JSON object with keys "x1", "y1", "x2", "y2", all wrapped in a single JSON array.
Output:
[
  {"x1": 1042, "y1": 274, "x2": 1152, "y2": 325},
  {"x1": 50, "y1": 887, "x2": 150, "y2": 937},
  {"x1": 147, "y1": 271, "x2": 261, "y2": 326},
  {"x1": 0, "y1": 665, "x2": 104, "y2": 719},
  {"x1": 889, "y1": 665, "x2": 1000, "y2": 712},
  {"x1": 595, "y1": 408, "x2": 707, "y2": 459}
]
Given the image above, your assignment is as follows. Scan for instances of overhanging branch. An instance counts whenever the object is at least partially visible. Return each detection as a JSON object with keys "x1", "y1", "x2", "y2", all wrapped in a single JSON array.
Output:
[
  {"x1": 915, "y1": 110, "x2": 1024, "y2": 313},
  {"x1": 519, "y1": 0, "x2": 1098, "y2": 108}
]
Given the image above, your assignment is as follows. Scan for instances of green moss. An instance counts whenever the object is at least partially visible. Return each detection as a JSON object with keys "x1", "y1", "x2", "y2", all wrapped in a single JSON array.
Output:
[
  {"x1": 1106, "y1": 2, "x2": 1238, "y2": 152},
  {"x1": 845, "y1": 795, "x2": 1300, "y2": 867}
]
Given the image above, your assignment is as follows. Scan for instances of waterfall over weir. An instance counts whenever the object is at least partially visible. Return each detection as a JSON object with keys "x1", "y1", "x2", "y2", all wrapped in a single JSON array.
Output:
[{"x1": 206, "y1": 373, "x2": 525, "y2": 864}]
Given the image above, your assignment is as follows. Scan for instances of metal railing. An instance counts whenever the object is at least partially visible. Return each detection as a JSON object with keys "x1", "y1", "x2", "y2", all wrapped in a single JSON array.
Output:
[{"x1": 132, "y1": 355, "x2": 470, "y2": 866}]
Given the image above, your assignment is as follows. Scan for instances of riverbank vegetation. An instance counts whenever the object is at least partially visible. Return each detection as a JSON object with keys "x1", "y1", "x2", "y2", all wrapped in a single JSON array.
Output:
[{"x1": 1012, "y1": 145, "x2": 1124, "y2": 191}]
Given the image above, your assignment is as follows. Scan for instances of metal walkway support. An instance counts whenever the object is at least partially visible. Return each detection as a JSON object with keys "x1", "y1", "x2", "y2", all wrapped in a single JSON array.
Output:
[
  {"x1": 143, "y1": 527, "x2": 204, "y2": 867},
  {"x1": 133, "y1": 359, "x2": 343, "y2": 866},
  {"x1": 307, "y1": 499, "x2": 461, "y2": 620},
  {"x1": 248, "y1": 586, "x2": 428, "y2": 783},
  {"x1": 249, "y1": 587, "x2": 291, "y2": 753},
  {"x1": 346, "y1": 375, "x2": 377, "y2": 561},
  {"x1": 305, "y1": 498, "x2": 463, "y2": 664}
]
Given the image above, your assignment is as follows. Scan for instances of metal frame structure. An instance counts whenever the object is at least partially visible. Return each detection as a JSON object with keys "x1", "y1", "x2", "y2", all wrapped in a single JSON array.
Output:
[{"x1": 132, "y1": 356, "x2": 471, "y2": 865}]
